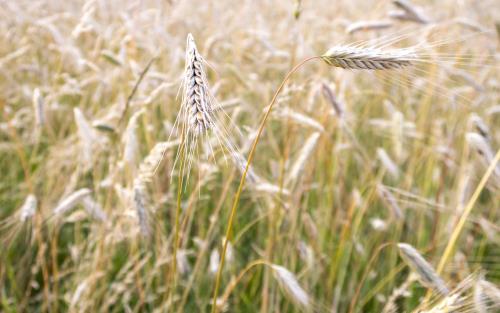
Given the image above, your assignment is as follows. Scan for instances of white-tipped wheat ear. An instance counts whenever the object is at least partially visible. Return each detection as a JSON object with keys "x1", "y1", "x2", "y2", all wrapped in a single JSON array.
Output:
[
  {"x1": 181, "y1": 34, "x2": 214, "y2": 146},
  {"x1": 53, "y1": 188, "x2": 92, "y2": 216},
  {"x1": 271, "y1": 264, "x2": 312, "y2": 312},
  {"x1": 172, "y1": 33, "x2": 237, "y2": 176},
  {"x1": 397, "y1": 243, "x2": 450, "y2": 296},
  {"x1": 321, "y1": 45, "x2": 415, "y2": 70},
  {"x1": 19, "y1": 194, "x2": 37, "y2": 222}
]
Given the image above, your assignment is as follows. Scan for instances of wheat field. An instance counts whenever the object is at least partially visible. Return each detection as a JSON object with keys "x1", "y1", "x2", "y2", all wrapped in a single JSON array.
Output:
[{"x1": 0, "y1": 0, "x2": 499, "y2": 312}]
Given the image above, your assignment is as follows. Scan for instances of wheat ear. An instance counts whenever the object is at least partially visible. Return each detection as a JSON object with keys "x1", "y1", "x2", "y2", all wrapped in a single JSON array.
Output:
[{"x1": 322, "y1": 46, "x2": 415, "y2": 70}]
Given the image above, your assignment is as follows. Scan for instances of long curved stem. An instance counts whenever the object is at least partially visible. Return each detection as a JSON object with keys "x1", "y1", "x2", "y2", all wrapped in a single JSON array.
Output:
[{"x1": 211, "y1": 56, "x2": 319, "y2": 313}]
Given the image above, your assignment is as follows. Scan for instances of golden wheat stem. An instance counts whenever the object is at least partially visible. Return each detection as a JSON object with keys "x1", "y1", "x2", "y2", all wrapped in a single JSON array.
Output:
[
  {"x1": 211, "y1": 56, "x2": 319, "y2": 313},
  {"x1": 170, "y1": 132, "x2": 187, "y2": 304},
  {"x1": 436, "y1": 149, "x2": 500, "y2": 274}
]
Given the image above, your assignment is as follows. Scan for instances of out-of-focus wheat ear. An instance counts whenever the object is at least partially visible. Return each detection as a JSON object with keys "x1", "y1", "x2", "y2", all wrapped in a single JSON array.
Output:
[
  {"x1": 271, "y1": 264, "x2": 312, "y2": 312},
  {"x1": 133, "y1": 142, "x2": 173, "y2": 237},
  {"x1": 391, "y1": 0, "x2": 430, "y2": 24},
  {"x1": 19, "y1": 194, "x2": 37, "y2": 222},
  {"x1": 377, "y1": 148, "x2": 400, "y2": 179},
  {"x1": 468, "y1": 113, "x2": 490, "y2": 141},
  {"x1": 81, "y1": 195, "x2": 107, "y2": 222},
  {"x1": 466, "y1": 132, "x2": 500, "y2": 190},
  {"x1": 397, "y1": 243, "x2": 450, "y2": 295},
  {"x1": 321, "y1": 46, "x2": 415, "y2": 70},
  {"x1": 53, "y1": 188, "x2": 92, "y2": 216},
  {"x1": 73, "y1": 108, "x2": 97, "y2": 170},
  {"x1": 321, "y1": 83, "x2": 344, "y2": 118},
  {"x1": 377, "y1": 185, "x2": 404, "y2": 220},
  {"x1": 475, "y1": 278, "x2": 500, "y2": 313},
  {"x1": 346, "y1": 20, "x2": 393, "y2": 34},
  {"x1": 133, "y1": 183, "x2": 150, "y2": 237},
  {"x1": 32, "y1": 88, "x2": 44, "y2": 141},
  {"x1": 382, "y1": 274, "x2": 415, "y2": 313},
  {"x1": 122, "y1": 109, "x2": 144, "y2": 167},
  {"x1": 286, "y1": 132, "x2": 321, "y2": 185},
  {"x1": 209, "y1": 248, "x2": 220, "y2": 276}
]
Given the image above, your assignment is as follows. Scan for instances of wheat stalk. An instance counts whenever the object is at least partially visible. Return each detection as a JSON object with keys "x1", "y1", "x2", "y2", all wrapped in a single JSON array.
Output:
[{"x1": 322, "y1": 46, "x2": 415, "y2": 70}]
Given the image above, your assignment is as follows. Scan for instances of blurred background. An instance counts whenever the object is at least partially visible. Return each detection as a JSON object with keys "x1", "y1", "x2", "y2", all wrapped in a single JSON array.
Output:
[{"x1": 0, "y1": 1, "x2": 499, "y2": 312}]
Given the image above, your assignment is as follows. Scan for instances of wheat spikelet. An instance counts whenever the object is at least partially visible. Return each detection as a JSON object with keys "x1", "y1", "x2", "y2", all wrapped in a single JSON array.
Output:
[
  {"x1": 398, "y1": 243, "x2": 450, "y2": 295},
  {"x1": 322, "y1": 45, "x2": 415, "y2": 70}
]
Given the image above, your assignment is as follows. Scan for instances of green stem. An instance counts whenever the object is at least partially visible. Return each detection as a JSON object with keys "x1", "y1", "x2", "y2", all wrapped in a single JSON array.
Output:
[
  {"x1": 171, "y1": 134, "x2": 186, "y2": 304},
  {"x1": 210, "y1": 56, "x2": 319, "y2": 313}
]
